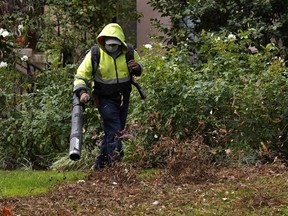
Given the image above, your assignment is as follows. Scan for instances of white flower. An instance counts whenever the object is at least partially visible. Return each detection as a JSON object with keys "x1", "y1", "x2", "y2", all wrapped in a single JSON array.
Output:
[
  {"x1": 21, "y1": 55, "x2": 29, "y2": 62},
  {"x1": 154, "y1": 134, "x2": 158, "y2": 139},
  {"x1": 0, "y1": 61, "x2": 8, "y2": 68},
  {"x1": 215, "y1": 36, "x2": 221, "y2": 41},
  {"x1": 18, "y1": 25, "x2": 24, "y2": 31},
  {"x1": 144, "y1": 44, "x2": 152, "y2": 49},
  {"x1": 227, "y1": 33, "x2": 236, "y2": 41},
  {"x1": 0, "y1": 28, "x2": 10, "y2": 38},
  {"x1": 2, "y1": 30, "x2": 9, "y2": 37}
]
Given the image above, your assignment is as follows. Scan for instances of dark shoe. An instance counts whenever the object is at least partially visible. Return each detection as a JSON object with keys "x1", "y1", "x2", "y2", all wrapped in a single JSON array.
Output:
[{"x1": 94, "y1": 154, "x2": 108, "y2": 171}]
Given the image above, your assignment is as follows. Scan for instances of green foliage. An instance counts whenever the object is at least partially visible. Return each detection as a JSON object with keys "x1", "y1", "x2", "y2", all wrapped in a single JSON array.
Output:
[
  {"x1": 0, "y1": 61, "x2": 103, "y2": 169},
  {"x1": 0, "y1": 0, "x2": 140, "y2": 169},
  {"x1": 0, "y1": 0, "x2": 46, "y2": 50},
  {"x1": 148, "y1": 0, "x2": 288, "y2": 57},
  {"x1": 194, "y1": 31, "x2": 288, "y2": 151},
  {"x1": 2, "y1": 0, "x2": 288, "y2": 170},
  {"x1": 1, "y1": 0, "x2": 140, "y2": 63},
  {"x1": 130, "y1": 30, "x2": 288, "y2": 166},
  {"x1": 38, "y1": 0, "x2": 139, "y2": 61},
  {"x1": 0, "y1": 30, "x2": 15, "y2": 64},
  {"x1": 0, "y1": 66, "x2": 72, "y2": 169}
]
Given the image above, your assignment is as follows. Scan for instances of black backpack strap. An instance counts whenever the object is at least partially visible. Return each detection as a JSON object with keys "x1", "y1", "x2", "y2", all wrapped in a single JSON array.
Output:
[
  {"x1": 90, "y1": 44, "x2": 100, "y2": 77},
  {"x1": 125, "y1": 43, "x2": 134, "y2": 63}
]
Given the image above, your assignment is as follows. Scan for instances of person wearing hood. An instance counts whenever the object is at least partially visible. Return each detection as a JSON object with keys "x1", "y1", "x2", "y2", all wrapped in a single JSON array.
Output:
[{"x1": 73, "y1": 23, "x2": 142, "y2": 170}]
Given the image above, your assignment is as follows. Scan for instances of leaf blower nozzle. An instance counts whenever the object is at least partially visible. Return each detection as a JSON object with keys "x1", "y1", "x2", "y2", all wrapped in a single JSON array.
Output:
[{"x1": 69, "y1": 93, "x2": 84, "y2": 161}]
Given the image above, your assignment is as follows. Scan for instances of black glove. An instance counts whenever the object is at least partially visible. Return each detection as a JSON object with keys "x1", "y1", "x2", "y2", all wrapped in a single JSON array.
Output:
[{"x1": 128, "y1": 59, "x2": 141, "y2": 76}]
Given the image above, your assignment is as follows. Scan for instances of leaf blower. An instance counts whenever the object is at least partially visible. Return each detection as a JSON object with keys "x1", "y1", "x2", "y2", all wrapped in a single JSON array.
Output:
[{"x1": 69, "y1": 93, "x2": 84, "y2": 161}]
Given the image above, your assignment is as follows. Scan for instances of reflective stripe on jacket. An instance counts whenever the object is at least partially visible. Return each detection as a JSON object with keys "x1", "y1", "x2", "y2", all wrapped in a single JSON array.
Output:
[{"x1": 73, "y1": 23, "x2": 141, "y2": 98}]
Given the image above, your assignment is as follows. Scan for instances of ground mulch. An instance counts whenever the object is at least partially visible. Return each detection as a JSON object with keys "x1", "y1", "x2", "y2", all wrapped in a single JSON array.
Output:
[{"x1": 1, "y1": 161, "x2": 288, "y2": 216}]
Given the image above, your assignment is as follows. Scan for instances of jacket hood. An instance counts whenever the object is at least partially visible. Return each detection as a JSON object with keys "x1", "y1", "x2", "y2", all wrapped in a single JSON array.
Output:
[{"x1": 97, "y1": 23, "x2": 128, "y2": 52}]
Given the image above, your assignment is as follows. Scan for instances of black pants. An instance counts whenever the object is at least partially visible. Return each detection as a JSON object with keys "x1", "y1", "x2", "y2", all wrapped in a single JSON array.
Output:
[{"x1": 95, "y1": 97, "x2": 129, "y2": 168}]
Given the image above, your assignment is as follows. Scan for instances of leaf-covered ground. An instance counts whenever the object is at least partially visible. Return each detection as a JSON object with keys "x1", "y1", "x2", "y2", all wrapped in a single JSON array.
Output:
[{"x1": 1, "y1": 160, "x2": 288, "y2": 216}]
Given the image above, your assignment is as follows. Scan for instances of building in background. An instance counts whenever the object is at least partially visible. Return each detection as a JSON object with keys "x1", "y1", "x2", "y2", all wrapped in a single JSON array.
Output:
[{"x1": 136, "y1": 0, "x2": 170, "y2": 48}]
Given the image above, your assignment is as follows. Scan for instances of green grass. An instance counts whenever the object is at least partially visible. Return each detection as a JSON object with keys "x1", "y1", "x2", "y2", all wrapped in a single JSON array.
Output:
[{"x1": 0, "y1": 170, "x2": 86, "y2": 198}]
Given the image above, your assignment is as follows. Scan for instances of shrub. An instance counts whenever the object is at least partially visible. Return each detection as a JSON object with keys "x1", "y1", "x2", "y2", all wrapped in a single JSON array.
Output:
[{"x1": 129, "y1": 30, "x2": 288, "y2": 167}]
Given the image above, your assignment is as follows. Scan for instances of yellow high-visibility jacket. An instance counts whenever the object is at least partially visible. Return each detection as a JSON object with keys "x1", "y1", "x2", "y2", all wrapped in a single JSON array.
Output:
[{"x1": 73, "y1": 23, "x2": 141, "y2": 99}]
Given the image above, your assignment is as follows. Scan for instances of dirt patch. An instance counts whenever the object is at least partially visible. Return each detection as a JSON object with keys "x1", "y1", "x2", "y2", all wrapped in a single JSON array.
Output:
[{"x1": 1, "y1": 162, "x2": 288, "y2": 215}]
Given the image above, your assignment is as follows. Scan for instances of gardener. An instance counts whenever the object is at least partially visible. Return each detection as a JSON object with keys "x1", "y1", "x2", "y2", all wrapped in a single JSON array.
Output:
[{"x1": 73, "y1": 23, "x2": 142, "y2": 170}]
